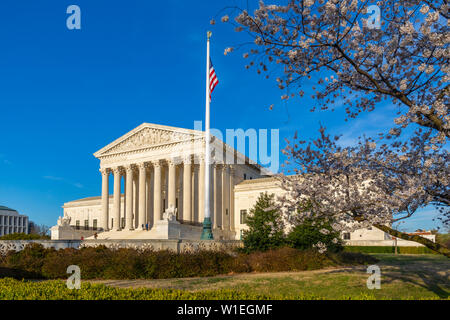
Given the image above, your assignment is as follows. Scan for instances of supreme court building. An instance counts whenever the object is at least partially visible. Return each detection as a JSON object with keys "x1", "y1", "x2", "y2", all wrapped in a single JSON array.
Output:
[
  {"x1": 50, "y1": 122, "x2": 430, "y2": 247},
  {"x1": 51, "y1": 123, "x2": 268, "y2": 240}
]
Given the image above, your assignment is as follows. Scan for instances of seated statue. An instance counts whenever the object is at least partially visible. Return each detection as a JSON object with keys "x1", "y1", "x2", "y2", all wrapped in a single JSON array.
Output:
[
  {"x1": 163, "y1": 205, "x2": 177, "y2": 222},
  {"x1": 57, "y1": 214, "x2": 71, "y2": 227}
]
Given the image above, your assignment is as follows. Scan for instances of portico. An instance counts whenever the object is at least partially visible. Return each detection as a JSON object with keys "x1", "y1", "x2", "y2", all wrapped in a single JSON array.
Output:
[{"x1": 86, "y1": 123, "x2": 263, "y2": 240}]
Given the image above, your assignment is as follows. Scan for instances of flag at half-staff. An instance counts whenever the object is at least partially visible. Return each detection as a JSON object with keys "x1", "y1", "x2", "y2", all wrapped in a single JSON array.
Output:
[{"x1": 201, "y1": 31, "x2": 218, "y2": 240}]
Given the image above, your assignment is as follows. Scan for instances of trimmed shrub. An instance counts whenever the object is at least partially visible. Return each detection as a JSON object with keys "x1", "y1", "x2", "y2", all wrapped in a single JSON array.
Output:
[
  {"x1": 344, "y1": 246, "x2": 438, "y2": 254},
  {"x1": 1, "y1": 244, "x2": 376, "y2": 280}
]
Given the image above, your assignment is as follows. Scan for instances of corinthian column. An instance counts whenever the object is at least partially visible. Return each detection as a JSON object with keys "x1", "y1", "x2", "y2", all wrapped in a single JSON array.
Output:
[
  {"x1": 182, "y1": 156, "x2": 192, "y2": 222},
  {"x1": 213, "y1": 164, "x2": 218, "y2": 229},
  {"x1": 222, "y1": 165, "x2": 229, "y2": 230},
  {"x1": 153, "y1": 161, "x2": 162, "y2": 221},
  {"x1": 125, "y1": 165, "x2": 134, "y2": 230},
  {"x1": 112, "y1": 167, "x2": 121, "y2": 231},
  {"x1": 138, "y1": 163, "x2": 147, "y2": 230},
  {"x1": 229, "y1": 165, "x2": 235, "y2": 231},
  {"x1": 199, "y1": 155, "x2": 205, "y2": 222},
  {"x1": 168, "y1": 160, "x2": 176, "y2": 209},
  {"x1": 100, "y1": 168, "x2": 110, "y2": 231}
]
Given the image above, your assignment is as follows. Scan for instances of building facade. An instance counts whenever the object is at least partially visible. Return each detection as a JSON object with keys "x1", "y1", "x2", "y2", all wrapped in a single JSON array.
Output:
[
  {"x1": 0, "y1": 206, "x2": 29, "y2": 236},
  {"x1": 52, "y1": 123, "x2": 264, "y2": 240},
  {"x1": 51, "y1": 122, "x2": 434, "y2": 247}
]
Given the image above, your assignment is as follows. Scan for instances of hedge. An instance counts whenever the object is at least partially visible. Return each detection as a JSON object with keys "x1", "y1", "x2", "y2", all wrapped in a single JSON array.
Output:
[
  {"x1": 0, "y1": 244, "x2": 377, "y2": 280},
  {"x1": 344, "y1": 246, "x2": 437, "y2": 254},
  {"x1": 0, "y1": 233, "x2": 50, "y2": 240}
]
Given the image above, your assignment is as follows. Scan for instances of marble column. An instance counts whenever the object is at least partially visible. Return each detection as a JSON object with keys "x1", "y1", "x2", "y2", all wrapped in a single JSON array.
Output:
[
  {"x1": 222, "y1": 165, "x2": 229, "y2": 230},
  {"x1": 153, "y1": 161, "x2": 162, "y2": 221},
  {"x1": 100, "y1": 168, "x2": 110, "y2": 231},
  {"x1": 192, "y1": 165, "x2": 198, "y2": 223},
  {"x1": 213, "y1": 164, "x2": 218, "y2": 229},
  {"x1": 199, "y1": 156, "x2": 205, "y2": 222},
  {"x1": 138, "y1": 163, "x2": 146, "y2": 229},
  {"x1": 133, "y1": 172, "x2": 139, "y2": 228},
  {"x1": 168, "y1": 160, "x2": 176, "y2": 209},
  {"x1": 229, "y1": 165, "x2": 235, "y2": 231},
  {"x1": 125, "y1": 165, "x2": 134, "y2": 230},
  {"x1": 146, "y1": 168, "x2": 153, "y2": 227},
  {"x1": 182, "y1": 156, "x2": 192, "y2": 222},
  {"x1": 113, "y1": 167, "x2": 121, "y2": 231}
]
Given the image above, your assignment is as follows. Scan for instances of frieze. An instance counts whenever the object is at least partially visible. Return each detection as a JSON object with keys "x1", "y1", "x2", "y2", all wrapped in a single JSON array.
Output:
[{"x1": 99, "y1": 127, "x2": 202, "y2": 157}]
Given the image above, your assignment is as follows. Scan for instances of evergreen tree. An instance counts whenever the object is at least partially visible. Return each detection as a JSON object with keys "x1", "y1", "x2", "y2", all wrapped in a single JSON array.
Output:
[{"x1": 242, "y1": 192, "x2": 285, "y2": 253}]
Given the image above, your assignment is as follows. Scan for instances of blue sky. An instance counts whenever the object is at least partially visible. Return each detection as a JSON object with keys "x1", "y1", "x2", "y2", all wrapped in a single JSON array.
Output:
[{"x1": 0, "y1": 0, "x2": 442, "y2": 231}]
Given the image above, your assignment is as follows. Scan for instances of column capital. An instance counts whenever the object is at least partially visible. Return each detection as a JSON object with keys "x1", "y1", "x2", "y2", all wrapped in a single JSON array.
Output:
[
  {"x1": 137, "y1": 162, "x2": 146, "y2": 170},
  {"x1": 100, "y1": 168, "x2": 110, "y2": 176},
  {"x1": 167, "y1": 159, "x2": 177, "y2": 166},
  {"x1": 229, "y1": 165, "x2": 235, "y2": 174},
  {"x1": 152, "y1": 160, "x2": 162, "y2": 168},
  {"x1": 125, "y1": 165, "x2": 134, "y2": 174},
  {"x1": 221, "y1": 164, "x2": 229, "y2": 173},
  {"x1": 183, "y1": 155, "x2": 192, "y2": 164},
  {"x1": 112, "y1": 166, "x2": 121, "y2": 175}
]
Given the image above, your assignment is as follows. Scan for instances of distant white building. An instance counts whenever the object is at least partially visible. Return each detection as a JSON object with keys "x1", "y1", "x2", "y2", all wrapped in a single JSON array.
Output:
[{"x1": 0, "y1": 206, "x2": 29, "y2": 236}]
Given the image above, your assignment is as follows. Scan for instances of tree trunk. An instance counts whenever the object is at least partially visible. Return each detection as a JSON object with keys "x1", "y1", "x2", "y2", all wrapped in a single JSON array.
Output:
[{"x1": 374, "y1": 224, "x2": 450, "y2": 258}]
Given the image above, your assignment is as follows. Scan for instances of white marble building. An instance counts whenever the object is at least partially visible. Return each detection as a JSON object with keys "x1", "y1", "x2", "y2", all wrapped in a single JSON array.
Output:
[
  {"x1": 51, "y1": 122, "x2": 433, "y2": 246},
  {"x1": 52, "y1": 123, "x2": 265, "y2": 240},
  {"x1": 0, "y1": 206, "x2": 29, "y2": 236}
]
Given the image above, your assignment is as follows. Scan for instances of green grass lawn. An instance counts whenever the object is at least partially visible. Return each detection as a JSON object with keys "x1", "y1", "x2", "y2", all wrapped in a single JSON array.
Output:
[{"x1": 92, "y1": 254, "x2": 449, "y2": 300}]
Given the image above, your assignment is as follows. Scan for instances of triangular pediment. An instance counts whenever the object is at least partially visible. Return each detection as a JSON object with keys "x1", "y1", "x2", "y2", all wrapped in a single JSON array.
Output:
[{"x1": 94, "y1": 123, "x2": 204, "y2": 158}]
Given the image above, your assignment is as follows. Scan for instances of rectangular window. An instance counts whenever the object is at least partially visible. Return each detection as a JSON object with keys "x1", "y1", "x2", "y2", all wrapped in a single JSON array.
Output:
[
  {"x1": 226, "y1": 209, "x2": 228, "y2": 216},
  {"x1": 343, "y1": 232, "x2": 351, "y2": 240},
  {"x1": 121, "y1": 217, "x2": 125, "y2": 228},
  {"x1": 76, "y1": 220, "x2": 80, "y2": 230},
  {"x1": 93, "y1": 219, "x2": 97, "y2": 231},
  {"x1": 243, "y1": 173, "x2": 247, "y2": 180},
  {"x1": 111, "y1": 218, "x2": 114, "y2": 228},
  {"x1": 84, "y1": 220, "x2": 89, "y2": 230},
  {"x1": 240, "y1": 209, "x2": 248, "y2": 224}
]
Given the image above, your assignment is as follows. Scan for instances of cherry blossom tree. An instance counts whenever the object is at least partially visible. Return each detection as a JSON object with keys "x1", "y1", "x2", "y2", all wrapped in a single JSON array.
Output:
[
  {"x1": 216, "y1": 0, "x2": 449, "y2": 255},
  {"x1": 280, "y1": 127, "x2": 449, "y2": 256},
  {"x1": 220, "y1": 0, "x2": 448, "y2": 142}
]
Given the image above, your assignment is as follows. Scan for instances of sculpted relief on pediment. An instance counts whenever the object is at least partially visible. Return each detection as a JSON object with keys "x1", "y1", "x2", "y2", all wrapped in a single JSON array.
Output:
[{"x1": 102, "y1": 127, "x2": 200, "y2": 155}]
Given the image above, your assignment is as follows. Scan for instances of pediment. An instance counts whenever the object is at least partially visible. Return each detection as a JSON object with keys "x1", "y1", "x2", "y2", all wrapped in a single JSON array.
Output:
[{"x1": 94, "y1": 123, "x2": 203, "y2": 158}]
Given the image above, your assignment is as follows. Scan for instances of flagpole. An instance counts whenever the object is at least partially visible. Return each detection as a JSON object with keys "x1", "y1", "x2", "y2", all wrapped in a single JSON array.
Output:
[{"x1": 201, "y1": 30, "x2": 214, "y2": 240}]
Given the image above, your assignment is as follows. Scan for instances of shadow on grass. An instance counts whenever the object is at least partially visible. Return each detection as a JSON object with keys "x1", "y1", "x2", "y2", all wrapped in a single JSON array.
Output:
[{"x1": 324, "y1": 255, "x2": 450, "y2": 298}]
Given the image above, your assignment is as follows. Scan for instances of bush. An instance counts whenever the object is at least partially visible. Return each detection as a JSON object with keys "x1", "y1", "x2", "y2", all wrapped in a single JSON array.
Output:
[
  {"x1": 0, "y1": 244, "x2": 376, "y2": 280},
  {"x1": 241, "y1": 192, "x2": 286, "y2": 253},
  {"x1": 0, "y1": 233, "x2": 50, "y2": 240},
  {"x1": 286, "y1": 218, "x2": 343, "y2": 253},
  {"x1": 343, "y1": 246, "x2": 438, "y2": 254}
]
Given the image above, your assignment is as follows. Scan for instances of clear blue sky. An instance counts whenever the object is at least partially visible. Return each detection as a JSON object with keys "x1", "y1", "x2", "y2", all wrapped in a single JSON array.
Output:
[{"x1": 0, "y1": 0, "x2": 442, "y2": 231}]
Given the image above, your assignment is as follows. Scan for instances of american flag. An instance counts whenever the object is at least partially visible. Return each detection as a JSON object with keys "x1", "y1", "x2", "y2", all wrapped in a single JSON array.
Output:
[{"x1": 209, "y1": 59, "x2": 218, "y2": 101}]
